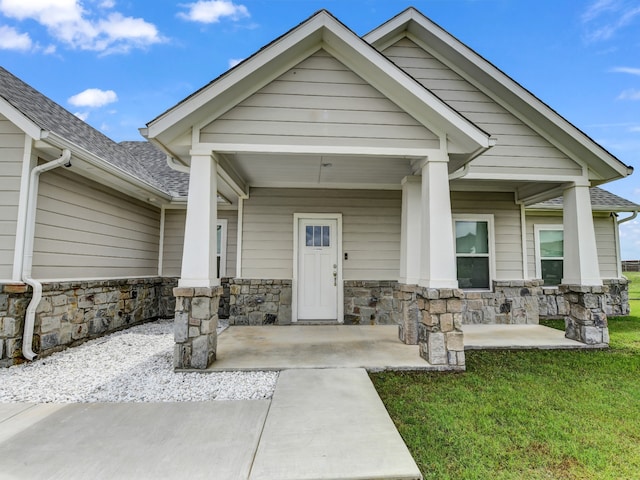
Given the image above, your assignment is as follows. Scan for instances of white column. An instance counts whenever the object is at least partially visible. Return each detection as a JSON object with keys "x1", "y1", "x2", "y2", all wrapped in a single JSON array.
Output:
[
  {"x1": 562, "y1": 183, "x2": 602, "y2": 286},
  {"x1": 179, "y1": 153, "x2": 219, "y2": 288},
  {"x1": 419, "y1": 157, "x2": 458, "y2": 289},
  {"x1": 399, "y1": 176, "x2": 421, "y2": 285}
]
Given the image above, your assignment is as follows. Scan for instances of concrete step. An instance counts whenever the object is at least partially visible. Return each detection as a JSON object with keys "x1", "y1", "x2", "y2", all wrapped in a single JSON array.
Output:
[{"x1": 249, "y1": 368, "x2": 422, "y2": 480}]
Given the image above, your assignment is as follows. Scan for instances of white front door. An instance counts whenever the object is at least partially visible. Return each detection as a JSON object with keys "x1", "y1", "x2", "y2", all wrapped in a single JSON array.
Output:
[{"x1": 297, "y1": 218, "x2": 338, "y2": 320}]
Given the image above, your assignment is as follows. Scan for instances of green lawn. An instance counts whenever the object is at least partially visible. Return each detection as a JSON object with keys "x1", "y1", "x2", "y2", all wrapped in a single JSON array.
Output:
[{"x1": 371, "y1": 283, "x2": 640, "y2": 480}]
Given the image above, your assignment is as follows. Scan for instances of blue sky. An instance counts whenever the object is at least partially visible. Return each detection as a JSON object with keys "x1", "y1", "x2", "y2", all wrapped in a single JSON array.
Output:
[{"x1": 1, "y1": 0, "x2": 639, "y2": 259}]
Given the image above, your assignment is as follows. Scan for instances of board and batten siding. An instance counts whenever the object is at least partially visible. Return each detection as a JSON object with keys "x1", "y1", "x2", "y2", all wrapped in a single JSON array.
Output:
[
  {"x1": 451, "y1": 191, "x2": 524, "y2": 280},
  {"x1": 31, "y1": 168, "x2": 161, "y2": 279},
  {"x1": 161, "y1": 209, "x2": 237, "y2": 278},
  {"x1": 382, "y1": 38, "x2": 582, "y2": 178},
  {"x1": 200, "y1": 49, "x2": 439, "y2": 150},
  {"x1": 525, "y1": 213, "x2": 619, "y2": 279},
  {"x1": 0, "y1": 114, "x2": 25, "y2": 280},
  {"x1": 242, "y1": 188, "x2": 401, "y2": 280}
]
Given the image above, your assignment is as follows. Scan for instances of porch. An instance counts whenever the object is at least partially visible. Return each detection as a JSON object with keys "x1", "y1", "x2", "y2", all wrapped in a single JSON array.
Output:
[{"x1": 199, "y1": 323, "x2": 598, "y2": 372}]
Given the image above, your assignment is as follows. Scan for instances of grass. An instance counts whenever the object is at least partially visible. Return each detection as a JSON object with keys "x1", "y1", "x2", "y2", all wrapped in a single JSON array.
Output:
[{"x1": 371, "y1": 281, "x2": 640, "y2": 480}]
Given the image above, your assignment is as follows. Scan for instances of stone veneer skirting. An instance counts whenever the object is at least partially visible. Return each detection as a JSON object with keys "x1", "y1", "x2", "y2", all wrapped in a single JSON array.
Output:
[
  {"x1": 0, "y1": 277, "x2": 177, "y2": 367},
  {"x1": 226, "y1": 279, "x2": 292, "y2": 326},
  {"x1": 462, "y1": 279, "x2": 630, "y2": 325},
  {"x1": 343, "y1": 280, "x2": 399, "y2": 325}
]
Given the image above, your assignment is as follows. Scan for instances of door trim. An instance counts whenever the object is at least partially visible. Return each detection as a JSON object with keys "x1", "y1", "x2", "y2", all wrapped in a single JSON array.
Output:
[{"x1": 292, "y1": 213, "x2": 343, "y2": 323}]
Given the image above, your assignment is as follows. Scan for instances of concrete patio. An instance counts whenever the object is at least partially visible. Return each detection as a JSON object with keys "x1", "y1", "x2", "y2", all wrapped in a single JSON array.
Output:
[{"x1": 204, "y1": 323, "x2": 599, "y2": 372}]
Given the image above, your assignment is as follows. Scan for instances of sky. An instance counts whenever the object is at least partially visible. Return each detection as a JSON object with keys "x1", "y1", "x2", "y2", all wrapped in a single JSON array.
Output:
[{"x1": 1, "y1": 0, "x2": 639, "y2": 259}]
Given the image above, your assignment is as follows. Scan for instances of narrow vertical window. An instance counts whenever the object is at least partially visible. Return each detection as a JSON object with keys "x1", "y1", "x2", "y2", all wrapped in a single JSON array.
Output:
[
  {"x1": 454, "y1": 218, "x2": 492, "y2": 289},
  {"x1": 536, "y1": 227, "x2": 563, "y2": 286}
]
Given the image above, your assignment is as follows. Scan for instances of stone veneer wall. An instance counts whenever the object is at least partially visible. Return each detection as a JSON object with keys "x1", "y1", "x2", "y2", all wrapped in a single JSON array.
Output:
[
  {"x1": 0, "y1": 277, "x2": 176, "y2": 367},
  {"x1": 462, "y1": 280, "x2": 543, "y2": 325},
  {"x1": 539, "y1": 278, "x2": 629, "y2": 318},
  {"x1": 227, "y1": 279, "x2": 292, "y2": 325},
  {"x1": 343, "y1": 280, "x2": 399, "y2": 325},
  {"x1": 462, "y1": 278, "x2": 630, "y2": 325}
]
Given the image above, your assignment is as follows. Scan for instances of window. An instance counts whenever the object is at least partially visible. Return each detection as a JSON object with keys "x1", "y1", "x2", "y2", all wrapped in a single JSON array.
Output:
[
  {"x1": 535, "y1": 225, "x2": 563, "y2": 286},
  {"x1": 454, "y1": 216, "x2": 494, "y2": 290},
  {"x1": 217, "y1": 220, "x2": 227, "y2": 278},
  {"x1": 305, "y1": 225, "x2": 330, "y2": 247}
]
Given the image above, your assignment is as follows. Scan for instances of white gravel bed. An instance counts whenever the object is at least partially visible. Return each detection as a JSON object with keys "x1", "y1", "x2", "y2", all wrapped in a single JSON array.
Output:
[{"x1": 0, "y1": 320, "x2": 278, "y2": 403}]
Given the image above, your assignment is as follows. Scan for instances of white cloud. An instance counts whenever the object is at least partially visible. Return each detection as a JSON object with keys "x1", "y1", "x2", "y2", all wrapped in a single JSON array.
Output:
[
  {"x1": 0, "y1": 24, "x2": 32, "y2": 50},
  {"x1": 0, "y1": 0, "x2": 163, "y2": 54},
  {"x1": 178, "y1": 1, "x2": 249, "y2": 24},
  {"x1": 228, "y1": 57, "x2": 244, "y2": 68},
  {"x1": 618, "y1": 89, "x2": 640, "y2": 100},
  {"x1": 582, "y1": 0, "x2": 640, "y2": 42},
  {"x1": 74, "y1": 111, "x2": 89, "y2": 121},
  {"x1": 68, "y1": 88, "x2": 117, "y2": 107},
  {"x1": 611, "y1": 66, "x2": 640, "y2": 75},
  {"x1": 630, "y1": 126, "x2": 640, "y2": 132}
]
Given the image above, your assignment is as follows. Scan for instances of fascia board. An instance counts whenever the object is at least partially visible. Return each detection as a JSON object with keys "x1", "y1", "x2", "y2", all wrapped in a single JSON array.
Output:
[
  {"x1": 0, "y1": 97, "x2": 43, "y2": 139},
  {"x1": 367, "y1": 9, "x2": 631, "y2": 180},
  {"x1": 42, "y1": 132, "x2": 172, "y2": 203}
]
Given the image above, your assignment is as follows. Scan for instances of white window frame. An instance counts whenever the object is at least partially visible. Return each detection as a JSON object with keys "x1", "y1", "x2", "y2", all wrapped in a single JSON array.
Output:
[
  {"x1": 534, "y1": 224, "x2": 563, "y2": 286},
  {"x1": 452, "y1": 214, "x2": 496, "y2": 291},
  {"x1": 217, "y1": 219, "x2": 227, "y2": 278}
]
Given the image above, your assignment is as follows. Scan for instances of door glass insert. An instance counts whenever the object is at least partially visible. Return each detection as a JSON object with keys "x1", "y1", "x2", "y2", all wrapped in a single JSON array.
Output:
[{"x1": 306, "y1": 225, "x2": 331, "y2": 247}]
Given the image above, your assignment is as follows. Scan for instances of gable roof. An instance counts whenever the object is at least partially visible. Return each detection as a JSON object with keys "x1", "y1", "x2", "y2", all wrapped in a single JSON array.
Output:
[
  {"x1": 364, "y1": 8, "x2": 633, "y2": 184},
  {"x1": 145, "y1": 9, "x2": 492, "y2": 161},
  {"x1": 530, "y1": 187, "x2": 639, "y2": 212}
]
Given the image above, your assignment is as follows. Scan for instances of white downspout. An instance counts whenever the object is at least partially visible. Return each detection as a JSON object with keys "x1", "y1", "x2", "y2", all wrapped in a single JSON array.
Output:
[
  {"x1": 22, "y1": 150, "x2": 72, "y2": 361},
  {"x1": 617, "y1": 210, "x2": 638, "y2": 278}
]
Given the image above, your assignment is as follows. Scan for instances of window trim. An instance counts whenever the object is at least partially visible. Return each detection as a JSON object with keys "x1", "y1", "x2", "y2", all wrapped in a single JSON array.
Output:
[
  {"x1": 217, "y1": 219, "x2": 227, "y2": 278},
  {"x1": 452, "y1": 214, "x2": 496, "y2": 291},
  {"x1": 534, "y1": 224, "x2": 563, "y2": 286}
]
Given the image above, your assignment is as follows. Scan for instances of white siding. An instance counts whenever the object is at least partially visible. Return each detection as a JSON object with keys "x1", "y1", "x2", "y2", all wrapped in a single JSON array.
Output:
[
  {"x1": 162, "y1": 209, "x2": 237, "y2": 278},
  {"x1": 32, "y1": 168, "x2": 161, "y2": 279},
  {"x1": 0, "y1": 114, "x2": 25, "y2": 280},
  {"x1": 200, "y1": 49, "x2": 439, "y2": 150},
  {"x1": 451, "y1": 191, "x2": 523, "y2": 280},
  {"x1": 242, "y1": 188, "x2": 401, "y2": 280},
  {"x1": 383, "y1": 39, "x2": 582, "y2": 177},
  {"x1": 526, "y1": 213, "x2": 618, "y2": 279}
]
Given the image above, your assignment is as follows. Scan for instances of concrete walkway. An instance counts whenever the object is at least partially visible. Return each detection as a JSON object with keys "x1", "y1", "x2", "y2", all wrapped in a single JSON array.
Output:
[{"x1": 0, "y1": 368, "x2": 422, "y2": 480}]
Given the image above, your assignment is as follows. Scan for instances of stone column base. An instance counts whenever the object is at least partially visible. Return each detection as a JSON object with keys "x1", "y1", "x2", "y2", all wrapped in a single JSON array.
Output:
[
  {"x1": 173, "y1": 286, "x2": 222, "y2": 370},
  {"x1": 560, "y1": 284, "x2": 609, "y2": 345},
  {"x1": 398, "y1": 285, "x2": 465, "y2": 369}
]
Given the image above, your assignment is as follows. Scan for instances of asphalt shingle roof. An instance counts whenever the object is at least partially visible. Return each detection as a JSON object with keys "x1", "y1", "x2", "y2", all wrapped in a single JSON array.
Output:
[
  {"x1": 531, "y1": 187, "x2": 639, "y2": 211},
  {"x1": 0, "y1": 66, "x2": 175, "y2": 196},
  {"x1": 119, "y1": 141, "x2": 189, "y2": 197}
]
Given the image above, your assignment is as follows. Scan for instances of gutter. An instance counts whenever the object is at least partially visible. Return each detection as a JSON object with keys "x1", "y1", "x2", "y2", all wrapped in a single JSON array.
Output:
[
  {"x1": 617, "y1": 211, "x2": 638, "y2": 225},
  {"x1": 22, "y1": 150, "x2": 72, "y2": 361}
]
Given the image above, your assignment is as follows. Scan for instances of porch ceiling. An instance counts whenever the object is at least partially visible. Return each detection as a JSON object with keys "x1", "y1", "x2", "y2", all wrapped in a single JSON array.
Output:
[{"x1": 230, "y1": 152, "x2": 414, "y2": 189}]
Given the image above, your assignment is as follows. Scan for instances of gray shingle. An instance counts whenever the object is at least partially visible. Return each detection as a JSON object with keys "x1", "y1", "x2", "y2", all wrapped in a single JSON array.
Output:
[
  {"x1": 119, "y1": 141, "x2": 189, "y2": 197},
  {"x1": 531, "y1": 187, "x2": 639, "y2": 211},
  {"x1": 0, "y1": 66, "x2": 166, "y2": 194}
]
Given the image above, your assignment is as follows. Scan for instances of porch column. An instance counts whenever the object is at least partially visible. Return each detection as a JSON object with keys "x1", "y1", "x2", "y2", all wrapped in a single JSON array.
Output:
[
  {"x1": 561, "y1": 183, "x2": 608, "y2": 345},
  {"x1": 399, "y1": 176, "x2": 421, "y2": 285},
  {"x1": 562, "y1": 183, "x2": 601, "y2": 286},
  {"x1": 418, "y1": 157, "x2": 458, "y2": 289},
  {"x1": 174, "y1": 153, "x2": 222, "y2": 370}
]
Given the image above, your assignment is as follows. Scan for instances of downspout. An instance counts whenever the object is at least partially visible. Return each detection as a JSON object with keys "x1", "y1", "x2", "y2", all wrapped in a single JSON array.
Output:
[
  {"x1": 22, "y1": 150, "x2": 72, "y2": 360},
  {"x1": 166, "y1": 155, "x2": 190, "y2": 173}
]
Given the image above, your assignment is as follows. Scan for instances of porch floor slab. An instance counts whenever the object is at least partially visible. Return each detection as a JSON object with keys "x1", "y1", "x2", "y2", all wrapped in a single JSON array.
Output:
[
  {"x1": 207, "y1": 325, "x2": 437, "y2": 372},
  {"x1": 462, "y1": 324, "x2": 603, "y2": 350}
]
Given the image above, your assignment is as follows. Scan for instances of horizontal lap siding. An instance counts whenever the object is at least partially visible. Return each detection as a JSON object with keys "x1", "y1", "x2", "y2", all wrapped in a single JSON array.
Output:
[
  {"x1": 200, "y1": 49, "x2": 439, "y2": 150},
  {"x1": 525, "y1": 214, "x2": 618, "y2": 279},
  {"x1": 242, "y1": 188, "x2": 401, "y2": 280},
  {"x1": 162, "y1": 209, "x2": 237, "y2": 278},
  {"x1": 32, "y1": 169, "x2": 161, "y2": 279},
  {"x1": 451, "y1": 191, "x2": 523, "y2": 280},
  {"x1": 0, "y1": 115, "x2": 25, "y2": 280},
  {"x1": 383, "y1": 39, "x2": 582, "y2": 177}
]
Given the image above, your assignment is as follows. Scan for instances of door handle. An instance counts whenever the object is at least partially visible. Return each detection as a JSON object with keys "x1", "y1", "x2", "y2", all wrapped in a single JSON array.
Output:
[{"x1": 333, "y1": 267, "x2": 337, "y2": 286}]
